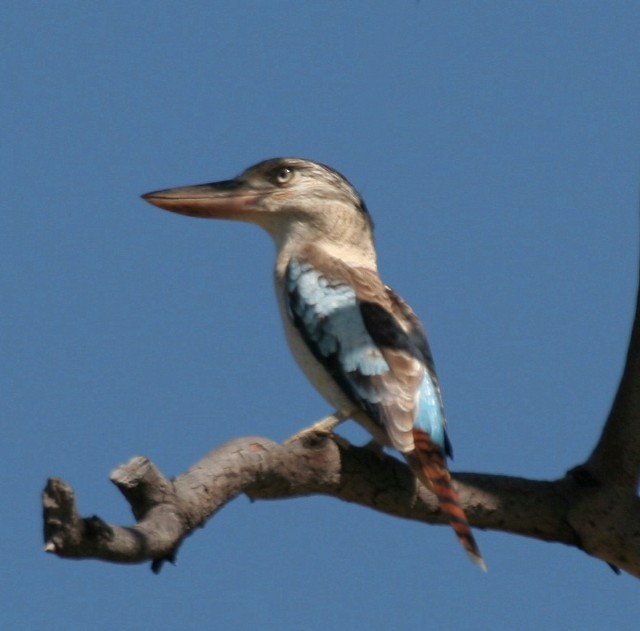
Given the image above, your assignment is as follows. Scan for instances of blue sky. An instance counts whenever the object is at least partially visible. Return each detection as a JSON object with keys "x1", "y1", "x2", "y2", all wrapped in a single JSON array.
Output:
[{"x1": 4, "y1": 2, "x2": 640, "y2": 629}]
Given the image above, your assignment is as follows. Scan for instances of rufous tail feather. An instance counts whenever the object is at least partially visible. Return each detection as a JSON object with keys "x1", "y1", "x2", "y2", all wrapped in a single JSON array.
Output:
[{"x1": 411, "y1": 428, "x2": 487, "y2": 571}]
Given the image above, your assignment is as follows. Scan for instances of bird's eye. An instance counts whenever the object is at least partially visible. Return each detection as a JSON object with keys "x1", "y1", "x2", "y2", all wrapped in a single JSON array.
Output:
[{"x1": 274, "y1": 167, "x2": 295, "y2": 186}]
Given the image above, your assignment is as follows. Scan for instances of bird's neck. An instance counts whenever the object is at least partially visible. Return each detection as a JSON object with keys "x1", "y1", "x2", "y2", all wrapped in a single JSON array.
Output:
[{"x1": 272, "y1": 223, "x2": 378, "y2": 281}]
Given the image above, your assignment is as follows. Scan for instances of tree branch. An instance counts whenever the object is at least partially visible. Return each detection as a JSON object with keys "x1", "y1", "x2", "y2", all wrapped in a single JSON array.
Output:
[
  {"x1": 43, "y1": 430, "x2": 640, "y2": 577},
  {"x1": 587, "y1": 260, "x2": 640, "y2": 487},
  {"x1": 42, "y1": 230, "x2": 640, "y2": 578}
]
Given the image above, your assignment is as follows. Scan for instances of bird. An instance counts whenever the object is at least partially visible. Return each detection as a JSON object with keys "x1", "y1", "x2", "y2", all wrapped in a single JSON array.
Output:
[{"x1": 142, "y1": 157, "x2": 486, "y2": 570}]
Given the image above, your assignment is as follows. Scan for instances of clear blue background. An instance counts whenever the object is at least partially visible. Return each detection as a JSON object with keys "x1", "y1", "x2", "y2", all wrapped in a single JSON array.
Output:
[{"x1": 4, "y1": 2, "x2": 640, "y2": 629}]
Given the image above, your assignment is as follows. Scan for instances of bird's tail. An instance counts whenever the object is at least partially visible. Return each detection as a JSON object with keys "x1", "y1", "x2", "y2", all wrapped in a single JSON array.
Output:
[{"x1": 410, "y1": 428, "x2": 487, "y2": 571}]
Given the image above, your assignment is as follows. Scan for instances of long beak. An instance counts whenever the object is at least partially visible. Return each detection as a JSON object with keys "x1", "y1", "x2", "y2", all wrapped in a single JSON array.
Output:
[{"x1": 141, "y1": 179, "x2": 261, "y2": 219}]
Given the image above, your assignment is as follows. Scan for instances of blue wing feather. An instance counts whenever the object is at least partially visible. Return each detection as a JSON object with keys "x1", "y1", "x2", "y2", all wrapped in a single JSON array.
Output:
[
  {"x1": 415, "y1": 373, "x2": 447, "y2": 452},
  {"x1": 285, "y1": 256, "x2": 451, "y2": 456},
  {"x1": 286, "y1": 259, "x2": 389, "y2": 377}
]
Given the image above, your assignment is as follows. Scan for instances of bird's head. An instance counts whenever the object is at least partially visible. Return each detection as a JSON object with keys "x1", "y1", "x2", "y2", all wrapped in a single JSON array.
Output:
[{"x1": 142, "y1": 158, "x2": 373, "y2": 250}]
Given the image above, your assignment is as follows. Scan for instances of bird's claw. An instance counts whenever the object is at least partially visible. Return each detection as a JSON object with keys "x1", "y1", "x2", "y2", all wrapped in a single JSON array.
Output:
[{"x1": 284, "y1": 411, "x2": 349, "y2": 445}]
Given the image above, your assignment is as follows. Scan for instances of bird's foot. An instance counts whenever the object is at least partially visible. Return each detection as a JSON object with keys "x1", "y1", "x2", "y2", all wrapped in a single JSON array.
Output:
[{"x1": 284, "y1": 411, "x2": 349, "y2": 445}]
